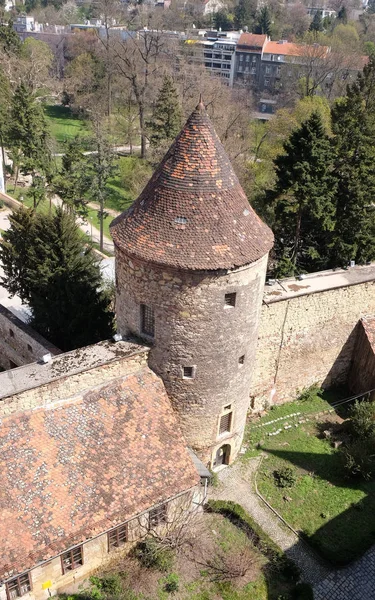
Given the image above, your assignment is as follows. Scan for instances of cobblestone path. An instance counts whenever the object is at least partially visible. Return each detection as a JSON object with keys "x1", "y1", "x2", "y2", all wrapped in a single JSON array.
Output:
[
  {"x1": 313, "y1": 547, "x2": 375, "y2": 600},
  {"x1": 210, "y1": 458, "x2": 332, "y2": 586}
]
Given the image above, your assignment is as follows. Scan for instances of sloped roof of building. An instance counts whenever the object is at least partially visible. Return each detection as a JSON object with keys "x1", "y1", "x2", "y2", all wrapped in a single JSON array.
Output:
[
  {"x1": 0, "y1": 368, "x2": 199, "y2": 579},
  {"x1": 110, "y1": 101, "x2": 273, "y2": 271},
  {"x1": 263, "y1": 40, "x2": 329, "y2": 57},
  {"x1": 237, "y1": 32, "x2": 267, "y2": 49}
]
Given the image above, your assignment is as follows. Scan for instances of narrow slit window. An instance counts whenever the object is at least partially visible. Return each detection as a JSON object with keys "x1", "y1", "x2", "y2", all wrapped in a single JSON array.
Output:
[
  {"x1": 141, "y1": 304, "x2": 155, "y2": 337},
  {"x1": 9, "y1": 328, "x2": 14, "y2": 338},
  {"x1": 61, "y1": 546, "x2": 83, "y2": 574},
  {"x1": 108, "y1": 524, "x2": 128, "y2": 551},
  {"x1": 219, "y1": 412, "x2": 232, "y2": 435},
  {"x1": 224, "y1": 293, "x2": 236, "y2": 307},
  {"x1": 239, "y1": 355, "x2": 245, "y2": 365},
  {"x1": 6, "y1": 574, "x2": 31, "y2": 600},
  {"x1": 27, "y1": 344, "x2": 32, "y2": 353}
]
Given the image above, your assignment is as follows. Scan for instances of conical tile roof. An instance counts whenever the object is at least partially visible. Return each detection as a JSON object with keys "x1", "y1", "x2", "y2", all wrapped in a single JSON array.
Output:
[{"x1": 110, "y1": 101, "x2": 273, "y2": 271}]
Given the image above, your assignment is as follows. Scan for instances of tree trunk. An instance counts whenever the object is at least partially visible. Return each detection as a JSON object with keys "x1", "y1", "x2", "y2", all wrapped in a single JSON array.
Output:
[
  {"x1": 292, "y1": 205, "x2": 303, "y2": 265},
  {"x1": 139, "y1": 104, "x2": 146, "y2": 159},
  {"x1": 100, "y1": 201, "x2": 104, "y2": 253}
]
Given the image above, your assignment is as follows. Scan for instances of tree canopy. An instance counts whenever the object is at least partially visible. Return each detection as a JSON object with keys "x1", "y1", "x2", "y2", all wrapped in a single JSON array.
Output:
[{"x1": 0, "y1": 207, "x2": 114, "y2": 351}]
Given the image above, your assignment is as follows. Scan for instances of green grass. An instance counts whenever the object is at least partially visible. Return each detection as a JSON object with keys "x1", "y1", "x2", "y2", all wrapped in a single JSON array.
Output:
[
  {"x1": 85, "y1": 207, "x2": 113, "y2": 240},
  {"x1": 43, "y1": 105, "x2": 91, "y2": 149},
  {"x1": 253, "y1": 394, "x2": 375, "y2": 565},
  {"x1": 243, "y1": 387, "x2": 343, "y2": 455}
]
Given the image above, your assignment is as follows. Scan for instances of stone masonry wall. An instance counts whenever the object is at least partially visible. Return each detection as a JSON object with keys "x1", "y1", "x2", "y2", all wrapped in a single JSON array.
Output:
[
  {"x1": 252, "y1": 280, "x2": 375, "y2": 407},
  {"x1": 0, "y1": 303, "x2": 60, "y2": 371},
  {"x1": 0, "y1": 351, "x2": 148, "y2": 418},
  {"x1": 115, "y1": 249, "x2": 268, "y2": 466},
  {"x1": 348, "y1": 318, "x2": 375, "y2": 398}
]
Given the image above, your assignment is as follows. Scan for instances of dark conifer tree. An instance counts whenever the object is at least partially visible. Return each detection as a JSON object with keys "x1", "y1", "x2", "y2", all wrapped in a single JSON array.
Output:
[
  {"x1": 0, "y1": 207, "x2": 114, "y2": 351},
  {"x1": 8, "y1": 83, "x2": 51, "y2": 199},
  {"x1": 309, "y1": 11, "x2": 324, "y2": 32},
  {"x1": 271, "y1": 111, "x2": 337, "y2": 275},
  {"x1": 53, "y1": 137, "x2": 91, "y2": 217},
  {"x1": 330, "y1": 56, "x2": 375, "y2": 266},
  {"x1": 254, "y1": 6, "x2": 272, "y2": 36},
  {"x1": 147, "y1": 75, "x2": 182, "y2": 148}
]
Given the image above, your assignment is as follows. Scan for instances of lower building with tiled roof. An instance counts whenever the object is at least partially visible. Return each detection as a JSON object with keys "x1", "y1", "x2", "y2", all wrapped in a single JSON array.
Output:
[{"x1": 0, "y1": 341, "x2": 201, "y2": 599}]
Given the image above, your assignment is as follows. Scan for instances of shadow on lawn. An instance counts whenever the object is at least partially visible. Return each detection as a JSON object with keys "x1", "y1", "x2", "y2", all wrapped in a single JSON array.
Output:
[{"x1": 263, "y1": 448, "x2": 375, "y2": 565}]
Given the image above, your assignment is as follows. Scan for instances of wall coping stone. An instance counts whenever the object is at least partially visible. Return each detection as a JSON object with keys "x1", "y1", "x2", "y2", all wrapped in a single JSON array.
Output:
[
  {"x1": 264, "y1": 263, "x2": 375, "y2": 303},
  {"x1": 0, "y1": 338, "x2": 149, "y2": 400}
]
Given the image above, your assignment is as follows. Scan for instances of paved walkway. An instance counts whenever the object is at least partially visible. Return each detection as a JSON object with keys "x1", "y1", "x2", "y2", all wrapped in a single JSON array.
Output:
[
  {"x1": 314, "y1": 547, "x2": 375, "y2": 599},
  {"x1": 211, "y1": 458, "x2": 332, "y2": 586},
  {"x1": 211, "y1": 459, "x2": 375, "y2": 598}
]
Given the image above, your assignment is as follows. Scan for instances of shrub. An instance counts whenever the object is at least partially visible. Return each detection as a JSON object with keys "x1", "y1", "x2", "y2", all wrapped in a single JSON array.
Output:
[
  {"x1": 349, "y1": 399, "x2": 375, "y2": 440},
  {"x1": 134, "y1": 538, "x2": 174, "y2": 572},
  {"x1": 293, "y1": 582, "x2": 314, "y2": 599},
  {"x1": 341, "y1": 438, "x2": 375, "y2": 480},
  {"x1": 206, "y1": 500, "x2": 299, "y2": 582},
  {"x1": 89, "y1": 574, "x2": 123, "y2": 598},
  {"x1": 297, "y1": 383, "x2": 322, "y2": 403},
  {"x1": 163, "y1": 573, "x2": 179, "y2": 593},
  {"x1": 273, "y1": 467, "x2": 296, "y2": 488}
]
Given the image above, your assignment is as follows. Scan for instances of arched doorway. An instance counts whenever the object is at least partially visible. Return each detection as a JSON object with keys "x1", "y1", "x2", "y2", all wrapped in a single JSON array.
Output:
[{"x1": 214, "y1": 444, "x2": 231, "y2": 468}]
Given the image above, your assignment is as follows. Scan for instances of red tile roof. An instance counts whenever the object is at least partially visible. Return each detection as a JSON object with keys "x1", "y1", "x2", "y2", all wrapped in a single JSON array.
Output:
[
  {"x1": 263, "y1": 40, "x2": 329, "y2": 57},
  {"x1": 237, "y1": 33, "x2": 267, "y2": 50},
  {"x1": 110, "y1": 101, "x2": 273, "y2": 271},
  {"x1": 0, "y1": 368, "x2": 199, "y2": 579}
]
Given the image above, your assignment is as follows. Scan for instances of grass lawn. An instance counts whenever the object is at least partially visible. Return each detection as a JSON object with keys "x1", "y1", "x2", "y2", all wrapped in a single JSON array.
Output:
[
  {"x1": 43, "y1": 105, "x2": 91, "y2": 149},
  {"x1": 248, "y1": 390, "x2": 375, "y2": 565}
]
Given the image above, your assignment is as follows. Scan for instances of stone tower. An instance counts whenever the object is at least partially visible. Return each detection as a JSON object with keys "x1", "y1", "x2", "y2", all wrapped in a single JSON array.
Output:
[{"x1": 110, "y1": 100, "x2": 274, "y2": 467}]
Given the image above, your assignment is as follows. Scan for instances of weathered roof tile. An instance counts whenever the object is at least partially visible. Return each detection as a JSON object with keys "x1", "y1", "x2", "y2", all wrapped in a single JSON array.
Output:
[
  {"x1": 111, "y1": 102, "x2": 273, "y2": 271},
  {"x1": 0, "y1": 368, "x2": 199, "y2": 579}
]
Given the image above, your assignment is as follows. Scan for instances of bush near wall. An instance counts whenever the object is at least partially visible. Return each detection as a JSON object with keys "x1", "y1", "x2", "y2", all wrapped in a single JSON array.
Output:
[{"x1": 205, "y1": 500, "x2": 300, "y2": 580}]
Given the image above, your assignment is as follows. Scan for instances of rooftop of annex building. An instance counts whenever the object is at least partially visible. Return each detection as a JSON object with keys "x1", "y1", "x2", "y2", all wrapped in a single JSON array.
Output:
[
  {"x1": 0, "y1": 338, "x2": 148, "y2": 400},
  {"x1": 264, "y1": 263, "x2": 375, "y2": 303}
]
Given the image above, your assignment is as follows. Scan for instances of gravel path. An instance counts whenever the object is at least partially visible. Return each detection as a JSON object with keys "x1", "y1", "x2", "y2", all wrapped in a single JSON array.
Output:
[{"x1": 210, "y1": 458, "x2": 332, "y2": 586}]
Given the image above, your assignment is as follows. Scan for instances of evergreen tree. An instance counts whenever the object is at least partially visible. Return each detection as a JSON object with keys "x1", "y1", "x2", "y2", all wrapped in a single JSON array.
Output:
[
  {"x1": 147, "y1": 75, "x2": 182, "y2": 148},
  {"x1": 337, "y1": 6, "x2": 348, "y2": 24},
  {"x1": 330, "y1": 56, "x2": 375, "y2": 266},
  {"x1": 254, "y1": 6, "x2": 272, "y2": 36},
  {"x1": 0, "y1": 20, "x2": 21, "y2": 56},
  {"x1": 0, "y1": 206, "x2": 114, "y2": 351},
  {"x1": 53, "y1": 137, "x2": 91, "y2": 217},
  {"x1": 271, "y1": 112, "x2": 337, "y2": 275},
  {"x1": 309, "y1": 11, "x2": 324, "y2": 32},
  {"x1": 213, "y1": 11, "x2": 233, "y2": 30},
  {"x1": 234, "y1": 0, "x2": 256, "y2": 30},
  {"x1": 8, "y1": 83, "x2": 51, "y2": 201}
]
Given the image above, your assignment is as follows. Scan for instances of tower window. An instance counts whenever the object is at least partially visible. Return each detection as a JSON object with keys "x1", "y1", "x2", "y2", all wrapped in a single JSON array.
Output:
[
  {"x1": 9, "y1": 328, "x2": 14, "y2": 338},
  {"x1": 141, "y1": 304, "x2": 155, "y2": 337},
  {"x1": 108, "y1": 524, "x2": 128, "y2": 551},
  {"x1": 27, "y1": 344, "x2": 32, "y2": 353},
  {"x1": 6, "y1": 574, "x2": 31, "y2": 600},
  {"x1": 239, "y1": 355, "x2": 245, "y2": 366},
  {"x1": 219, "y1": 412, "x2": 232, "y2": 435},
  {"x1": 183, "y1": 366, "x2": 195, "y2": 379},
  {"x1": 224, "y1": 293, "x2": 236, "y2": 307}
]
